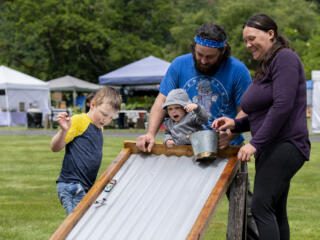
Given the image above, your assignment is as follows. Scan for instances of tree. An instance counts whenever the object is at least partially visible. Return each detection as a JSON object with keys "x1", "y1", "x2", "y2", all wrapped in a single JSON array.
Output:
[
  {"x1": 165, "y1": 0, "x2": 319, "y2": 78},
  {"x1": 0, "y1": 0, "x2": 113, "y2": 81},
  {"x1": 163, "y1": 0, "x2": 214, "y2": 60},
  {"x1": 100, "y1": 0, "x2": 177, "y2": 68},
  {"x1": 165, "y1": 10, "x2": 213, "y2": 60},
  {"x1": 1, "y1": 0, "x2": 318, "y2": 81},
  {"x1": 0, "y1": 0, "x2": 176, "y2": 81},
  {"x1": 211, "y1": 0, "x2": 319, "y2": 76},
  {"x1": 301, "y1": 29, "x2": 320, "y2": 79}
]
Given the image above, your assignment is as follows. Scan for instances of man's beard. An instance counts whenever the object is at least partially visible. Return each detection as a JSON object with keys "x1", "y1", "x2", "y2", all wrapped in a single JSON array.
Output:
[{"x1": 192, "y1": 51, "x2": 224, "y2": 76}]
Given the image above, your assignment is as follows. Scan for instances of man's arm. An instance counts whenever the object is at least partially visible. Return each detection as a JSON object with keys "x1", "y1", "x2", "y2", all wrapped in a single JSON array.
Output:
[
  {"x1": 136, "y1": 93, "x2": 166, "y2": 152},
  {"x1": 235, "y1": 107, "x2": 247, "y2": 119},
  {"x1": 146, "y1": 93, "x2": 166, "y2": 137}
]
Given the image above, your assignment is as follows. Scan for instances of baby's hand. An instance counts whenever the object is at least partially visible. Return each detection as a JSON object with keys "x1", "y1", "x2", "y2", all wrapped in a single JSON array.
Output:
[
  {"x1": 184, "y1": 103, "x2": 198, "y2": 113},
  {"x1": 56, "y1": 112, "x2": 71, "y2": 131},
  {"x1": 165, "y1": 139, "x2": 175, "y2": 148}
]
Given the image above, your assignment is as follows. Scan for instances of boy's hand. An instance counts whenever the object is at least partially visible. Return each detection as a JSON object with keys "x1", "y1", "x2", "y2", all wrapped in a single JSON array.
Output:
[
  {"x1": 50, "y1": 113, "x2": 70, "y2": 152},
  {"x1": 56, "y1": 112, "x2": 71, "y2": 131},
  {"x1": 165, "y1": 139, "x2": 175, "y2": 148},
  {"x1": 184, "y1": 103, "x2": 198, "y2": 113}
]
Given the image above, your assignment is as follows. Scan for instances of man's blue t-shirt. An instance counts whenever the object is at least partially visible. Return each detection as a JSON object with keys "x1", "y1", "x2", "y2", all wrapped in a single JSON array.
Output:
[{"x1": 158, "y1": 53, "x2": 251, "y2": 145}]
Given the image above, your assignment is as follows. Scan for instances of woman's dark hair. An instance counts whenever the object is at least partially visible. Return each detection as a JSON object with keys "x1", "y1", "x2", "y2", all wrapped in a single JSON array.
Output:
[
  {"x1": 243, "y1": 14, "x2": 290, "y2": 80},
  {"x1": 191, "y1": 22, "x2": 231, "y2": 61}
]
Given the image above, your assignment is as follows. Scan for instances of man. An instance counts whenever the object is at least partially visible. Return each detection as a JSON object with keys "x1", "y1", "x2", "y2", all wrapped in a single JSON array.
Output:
[
  {"x1": 137, "y1": 22, "x2": 250, "y2": 151},
  {"x1": 136, "y1": 22, "x2": 259, "y2": 239}
]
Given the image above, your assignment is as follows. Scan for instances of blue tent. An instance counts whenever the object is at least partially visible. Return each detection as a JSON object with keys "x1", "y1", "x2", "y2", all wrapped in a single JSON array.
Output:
[
  {"x1": 306, "y1": 80, "x2": 313, "y2": 107},
  {"x1": 306, "y1": 79, "x2": 312, "y2": 89},
  {"x1": 99, "y1": 56, "x2": 170, "y2": 86}
]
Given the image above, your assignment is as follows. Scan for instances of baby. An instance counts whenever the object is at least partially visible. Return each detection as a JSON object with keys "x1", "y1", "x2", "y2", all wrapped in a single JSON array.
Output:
[{"x1": 162, "y1": 89, "x2": 208, "y2": 147}]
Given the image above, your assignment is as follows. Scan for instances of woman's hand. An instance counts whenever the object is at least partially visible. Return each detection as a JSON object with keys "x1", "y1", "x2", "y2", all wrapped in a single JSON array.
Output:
[
  {"x1": 211, "y1": 117, "x2": 235, "y2": 131},
  {"x1": 237, "y1": 143, "x2": 256, "y2": 162}
]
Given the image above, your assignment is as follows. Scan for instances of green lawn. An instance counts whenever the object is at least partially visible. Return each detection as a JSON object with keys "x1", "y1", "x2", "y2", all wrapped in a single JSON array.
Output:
[{"x1": 0, "y1": 135, "x2": 319, "y2": 240}]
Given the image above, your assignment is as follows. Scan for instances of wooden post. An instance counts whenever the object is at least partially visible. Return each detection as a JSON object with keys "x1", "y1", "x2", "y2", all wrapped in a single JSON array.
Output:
[{"x1": 226, "y1": 162, "x2": 248, "y2": 240}]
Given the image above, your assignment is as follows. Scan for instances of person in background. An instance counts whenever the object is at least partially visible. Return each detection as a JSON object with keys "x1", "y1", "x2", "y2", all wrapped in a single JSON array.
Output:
[
  {"x1": 85, "y1": 92, "x2": 95, "y2": 113},
  {"x1": 50, "y1": 87, "x2": 122, "y2": 215},
  {"x1": 162, "y1": 89, "x2": 208, "y2": 147},
  {"x1": 76, "y1": 92, "x2": 86, "y2": 110},
  {"x1": 65, "y1": 93, "x2": 73, "y2": 108},
  {"x1": 136, "y1": 22, "x2": 259, "y2": 239},
  {"x1": 212, "y1": 13, "x2": 310, "y2": 240}
]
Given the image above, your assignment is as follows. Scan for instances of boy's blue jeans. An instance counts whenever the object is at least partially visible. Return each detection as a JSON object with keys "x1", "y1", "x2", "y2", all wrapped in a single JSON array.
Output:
[{"x1": 57, "y1": 182, "x2": 86, "y2": 215}]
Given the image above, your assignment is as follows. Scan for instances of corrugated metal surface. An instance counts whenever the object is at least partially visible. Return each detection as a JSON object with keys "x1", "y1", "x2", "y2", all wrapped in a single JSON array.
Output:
[{"x1": 66, "y1": 153, "x2": 229, "y2": 240}]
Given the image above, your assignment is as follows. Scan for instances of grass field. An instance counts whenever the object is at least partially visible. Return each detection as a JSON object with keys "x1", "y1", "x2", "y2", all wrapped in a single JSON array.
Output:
[{"x1": 0, "y1": 134, "x2": 319, "y2": 240}]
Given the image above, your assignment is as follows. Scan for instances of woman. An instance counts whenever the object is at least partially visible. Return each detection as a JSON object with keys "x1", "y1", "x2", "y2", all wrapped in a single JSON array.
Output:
[{"x1": 212, "y1": 14, "x2": 310, "y2": 240}]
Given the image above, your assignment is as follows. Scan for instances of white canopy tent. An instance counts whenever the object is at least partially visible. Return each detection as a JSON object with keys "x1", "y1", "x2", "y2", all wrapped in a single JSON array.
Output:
[
  {"x1": 311, "y1": 71, "x2": 320, "y2": 133},
  {"x1": 0, "y1": 65, "x2": 51, "y2": 126},
  {"x1": 48, "y1": 75, "x2": 101, "y2": 107}
]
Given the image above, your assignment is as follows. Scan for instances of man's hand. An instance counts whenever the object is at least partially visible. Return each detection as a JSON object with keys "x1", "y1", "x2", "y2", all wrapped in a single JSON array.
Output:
[
  {"x1": 218, "y1": 131, "x2": 234, "y2": 149},
  {"x1": 237, "y1": 143, "x2": 256, "y2": 162},
  {"x1": 165, "y1": 139, "x2": 175, "y2": 148},
  {"x1": 212, "y1": 117, "x2": 236, "y2": 149},
  {"x1": 136, "y1": 92, "x2": 166, "y2": 153},
  {"x1": 136, "y1": 133, "x2": 155, "y2": 152}
]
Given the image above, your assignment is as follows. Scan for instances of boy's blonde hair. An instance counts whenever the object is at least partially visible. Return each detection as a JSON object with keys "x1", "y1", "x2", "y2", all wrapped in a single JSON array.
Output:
[{"x1": 92, "y1": 86, "x2": 122, "y2": 111}]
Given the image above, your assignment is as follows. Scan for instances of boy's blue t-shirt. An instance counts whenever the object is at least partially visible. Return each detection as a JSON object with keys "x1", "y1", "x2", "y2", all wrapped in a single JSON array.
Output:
[
  {"x1": 158, "y1": 53, "x2": 251, "y2": 145},
  {"x1": 56, "y1": 113, "x2": 103, "y2": 192}
]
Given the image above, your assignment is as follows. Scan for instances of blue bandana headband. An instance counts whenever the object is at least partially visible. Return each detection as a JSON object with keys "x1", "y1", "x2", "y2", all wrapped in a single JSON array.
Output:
[{"x1": 194, "y1": 35, "x2": 226, "y2": 48}]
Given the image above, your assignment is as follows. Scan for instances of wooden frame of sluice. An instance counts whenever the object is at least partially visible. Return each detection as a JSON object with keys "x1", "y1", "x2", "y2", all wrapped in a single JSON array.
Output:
[{"x1": 50, "y1": 141, "x2": 248, "y2": 240}]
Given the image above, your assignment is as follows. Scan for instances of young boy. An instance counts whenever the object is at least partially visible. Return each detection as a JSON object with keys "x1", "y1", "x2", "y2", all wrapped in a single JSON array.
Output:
[
  {"x1": 162, "y1": 89, "x2": 208, "y2": 148},
  {"x1": 50, "y1": 86, "x2": 122, "y2": 215}
]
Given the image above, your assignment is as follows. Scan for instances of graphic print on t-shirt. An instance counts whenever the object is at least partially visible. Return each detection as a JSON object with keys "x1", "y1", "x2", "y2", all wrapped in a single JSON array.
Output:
[{"x1": 183, "y1": 75, "x2": 231, "y2": 123}]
